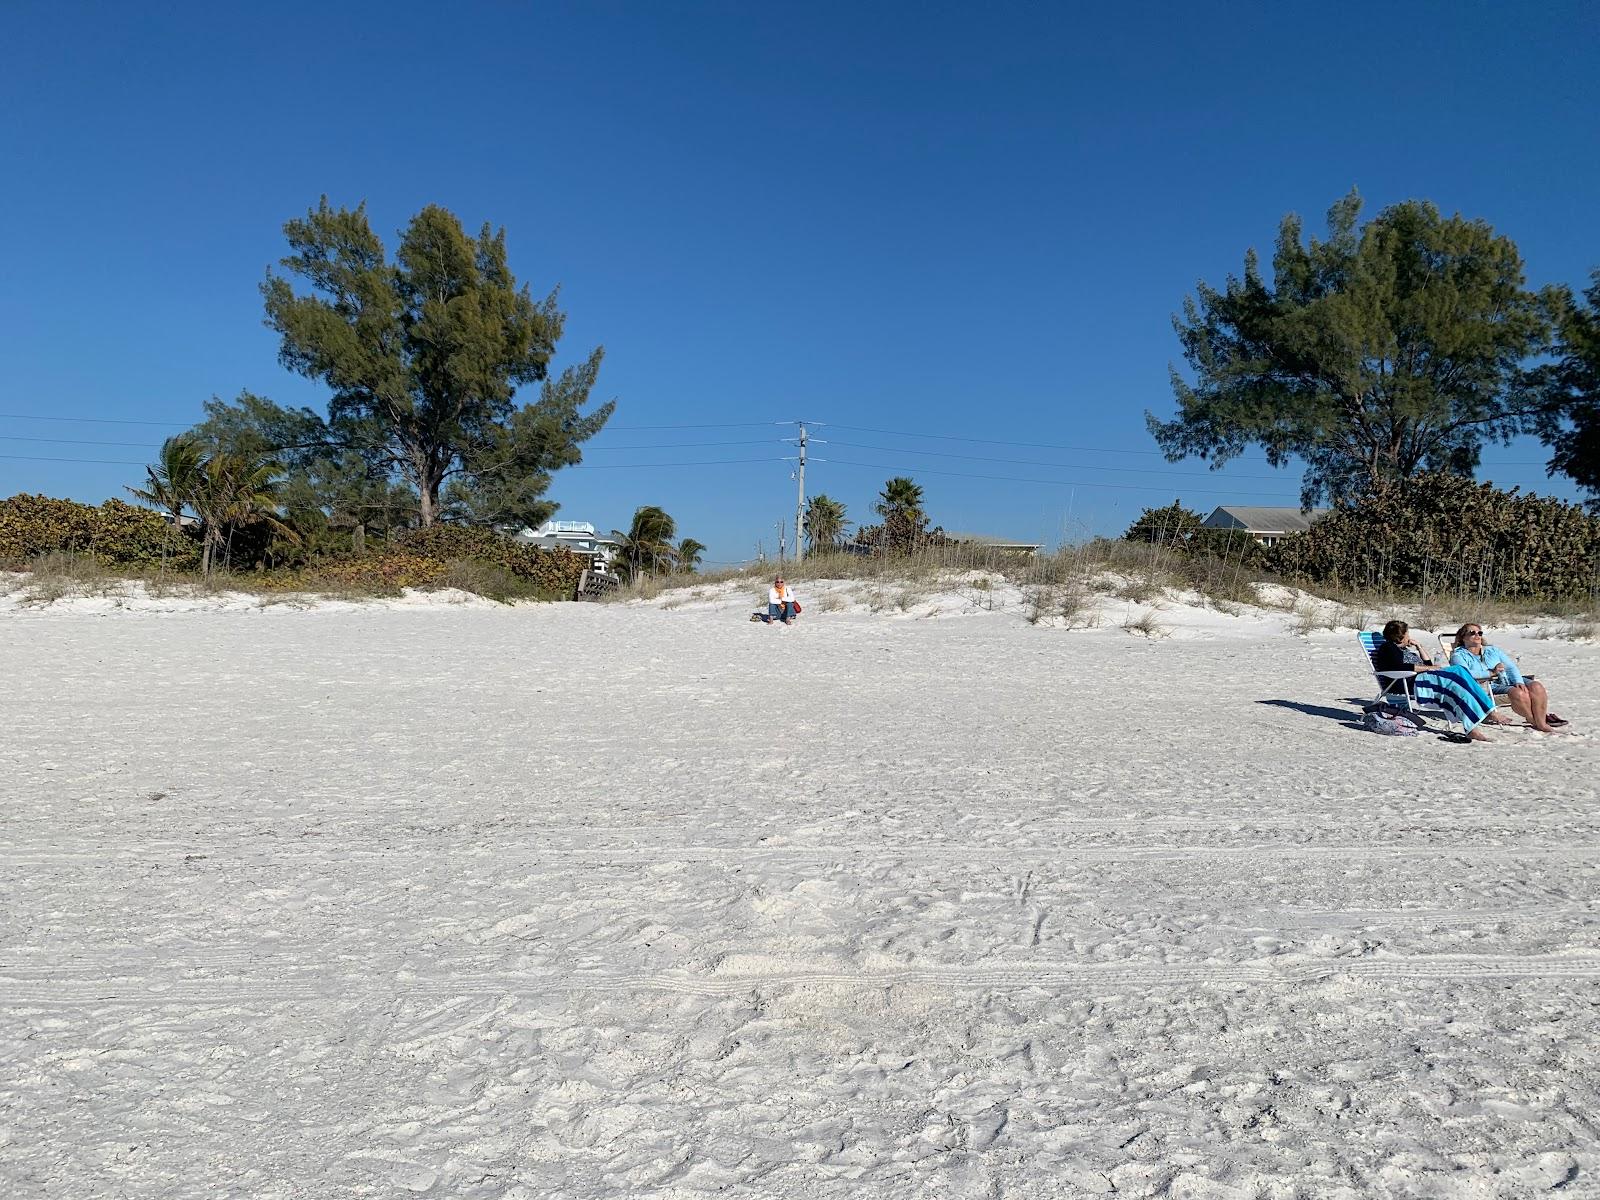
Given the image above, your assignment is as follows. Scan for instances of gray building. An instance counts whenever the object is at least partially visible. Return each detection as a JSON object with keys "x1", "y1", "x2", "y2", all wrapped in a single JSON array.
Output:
[{"x1": 1201, "y1": 506, "x2": 1328, "y2": 547}]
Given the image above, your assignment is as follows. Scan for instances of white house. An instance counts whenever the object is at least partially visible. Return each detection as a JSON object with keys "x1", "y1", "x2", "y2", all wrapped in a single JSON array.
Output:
[
  {"x1": 943, "y1": 531, "x2": 1044, "y2": 557},
  {"x1": 1201, "y1": 506, "x2": 1328, "y2": 547},
  {"x1": 512, "y1": 520, "x2": 621, "y2": 573}
]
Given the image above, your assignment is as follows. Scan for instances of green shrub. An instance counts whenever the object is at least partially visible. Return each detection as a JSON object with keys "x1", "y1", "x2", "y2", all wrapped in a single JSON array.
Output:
[
  {"x1": 439, "y1": 558, "x2": 536, "y2": 603},
  {"x1": 395, "y1": 526, "x2": 587, "y2": 594},
  {"x1": 1270, "y1": 474, "x2": 1600, "y2": 600},
  {"x1": 0, "y1": 493, "x2": 201, "y2": 570},
  {"x1": 260, "y1": 552, "x2": 449, "y2": 594},
  {"x1": 1122, "y1": 501, "x2": 1267, "y2": 567},
  {"x1": 0, "y1": 495, "x2": 591, "y2": 598}
]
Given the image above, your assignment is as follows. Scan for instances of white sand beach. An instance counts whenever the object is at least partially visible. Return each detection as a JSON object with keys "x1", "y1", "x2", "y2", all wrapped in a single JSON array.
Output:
[{"x1": 3, "y1": 581, "x2": 1598, "y2": 1198}]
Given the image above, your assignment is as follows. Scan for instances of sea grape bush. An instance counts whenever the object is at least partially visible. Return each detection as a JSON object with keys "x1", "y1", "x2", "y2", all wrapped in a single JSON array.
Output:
[
  {"x1": 260, "y1": 552, "x2": 450, "y2": 593},
  {"x1": 1270, "y1": 474, "x2": 1600, "y2": 600},
  {"x1": 262, "y1": 542, "x2": 585, "y2": 597},
  {"x1": 0, "y1": 494, "x2": 200, "y2": 570},
  {"x1": 395, "y1": 527, "x2": 587, "y2": 593},
  {"x1": 2, "y1": 492, "x2": 589, "y2": 598}
]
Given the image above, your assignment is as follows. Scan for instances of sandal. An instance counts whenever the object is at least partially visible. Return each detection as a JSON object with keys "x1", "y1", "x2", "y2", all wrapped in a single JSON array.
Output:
[{"x1": 1547, "y1": 714, "x2": 1569, "y2": 728}]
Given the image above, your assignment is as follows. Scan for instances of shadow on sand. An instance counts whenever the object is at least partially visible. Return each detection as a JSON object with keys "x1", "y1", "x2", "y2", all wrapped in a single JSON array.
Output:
[
  {"x1": 1258, "y1": 698, "x2": 1468, "y2": 742},
  {"x1": 1256, "y1": 698, "x2": 1366, "y2": 729}
]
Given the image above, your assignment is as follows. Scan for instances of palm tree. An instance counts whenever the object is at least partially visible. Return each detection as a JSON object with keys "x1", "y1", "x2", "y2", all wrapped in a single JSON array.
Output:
[
  {"x1": 127, "y1": 436, "x2": 206, "y2": 574},
  {"x1": 192, "y1": 452, "x2": 297, "y2": 575},
  {"x1": 875, "y1": 477, "x2": 925, "y2": 524},
  {"x1": 675, "y1": 537, "x2": 706, "y2": 573},
  {"x1": 612, "y1": 505, "x2": 678, "y2": 579},
  {"x1": 804, "y1": 494, "x2": 849, "y2": 552}
]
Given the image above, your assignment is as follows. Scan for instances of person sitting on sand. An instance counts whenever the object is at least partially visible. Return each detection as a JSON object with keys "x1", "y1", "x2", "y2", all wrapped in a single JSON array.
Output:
[
  {"x1": 1372, "y1": 619, "x2": 1500, "y2": 742},
  {"x1": 766, "y1": 576, "x2": 799, "y2": 625},
  {"x1": 1449, "y1": 622, "x2": 1567, "y2": 733}
]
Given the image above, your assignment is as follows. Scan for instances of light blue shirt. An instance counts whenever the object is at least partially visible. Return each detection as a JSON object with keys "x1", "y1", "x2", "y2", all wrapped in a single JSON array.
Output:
[{"x1": 1450, "y1": 644, "x2": 1525, "y2": 688}]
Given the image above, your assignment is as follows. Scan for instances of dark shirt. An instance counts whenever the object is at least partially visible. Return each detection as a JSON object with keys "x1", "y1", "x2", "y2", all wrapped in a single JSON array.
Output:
[{"x1": 1372, "y1": 639, "x2": 1428, "y2": 692}]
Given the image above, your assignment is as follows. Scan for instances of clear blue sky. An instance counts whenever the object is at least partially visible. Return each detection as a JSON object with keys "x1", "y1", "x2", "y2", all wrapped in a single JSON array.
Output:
[{"x1": 3, "y1": 1, "x2": 1596, "y2": 562}]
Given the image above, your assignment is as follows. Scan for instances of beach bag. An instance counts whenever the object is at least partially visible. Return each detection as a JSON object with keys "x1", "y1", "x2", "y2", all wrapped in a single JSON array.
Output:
[
  {"x1": 1363, "y1": 701, "x2": 1425, "y2": 728},
  {"x1": 792, "y1": 601, "x2": 802, "y2": 614},
  {"x1": 1363, "y1": 711, "x2": 1419, "y2": 737}
]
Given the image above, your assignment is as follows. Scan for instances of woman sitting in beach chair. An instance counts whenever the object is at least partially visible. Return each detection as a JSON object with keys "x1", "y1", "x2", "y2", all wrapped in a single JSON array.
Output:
[
  {"x1": 1370, "y1": 619, "x2": 1501, "y2": 742},
  {"x1": 1448, "y1": 622, "x2": 1567, "y2": 733}
]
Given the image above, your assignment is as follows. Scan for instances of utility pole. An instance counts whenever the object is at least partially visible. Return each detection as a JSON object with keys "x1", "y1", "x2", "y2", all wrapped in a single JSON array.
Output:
[
  {"x1": 776, "y1": 520, "x2": 786, "y2": 563},
  {"x1": 793, "y1": 422, "x2": 807, "y2": 563}
]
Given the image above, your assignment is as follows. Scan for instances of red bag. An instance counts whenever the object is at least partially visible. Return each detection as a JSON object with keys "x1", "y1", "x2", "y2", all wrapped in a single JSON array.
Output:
[{"x1": 793, "y1": 601, "x2": 802, "y2": 614}]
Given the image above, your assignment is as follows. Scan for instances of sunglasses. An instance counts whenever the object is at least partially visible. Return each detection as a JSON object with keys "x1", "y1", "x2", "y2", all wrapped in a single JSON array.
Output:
[{"x1": 1464, "y1": 629, "x2": 1484, "y2": 636}]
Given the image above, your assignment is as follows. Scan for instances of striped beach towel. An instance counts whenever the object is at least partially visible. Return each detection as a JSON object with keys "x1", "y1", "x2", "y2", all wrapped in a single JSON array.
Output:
[{"x1": 1412, "y1": 665, "x2": 1496, "y2": 732}]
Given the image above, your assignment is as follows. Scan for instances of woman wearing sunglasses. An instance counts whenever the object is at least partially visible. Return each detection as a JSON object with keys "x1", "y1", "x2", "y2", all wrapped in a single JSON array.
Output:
[{"x1": 1449, "y1": 624, "x2": 1567, "y2": 733}]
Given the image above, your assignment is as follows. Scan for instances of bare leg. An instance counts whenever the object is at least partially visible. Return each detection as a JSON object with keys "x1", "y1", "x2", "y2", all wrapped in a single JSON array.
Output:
[
  {"x1": 1469, "y1": 726, "x2": 1492, "y2": 742},
  {"x1": 1505, "y1": 685, "x2": 1538, "y2": 728},
  {"x1": 1527, "y1": 681, "x2": 1555, "y2": 731}
]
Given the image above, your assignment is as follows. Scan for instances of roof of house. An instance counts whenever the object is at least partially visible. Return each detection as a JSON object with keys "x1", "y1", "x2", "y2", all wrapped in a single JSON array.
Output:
[
  {"x1": 942, "y1": 531, "x2": 1044, "y2": 549},
  {"x1": 1201, "y1": 506, "x2": 1328, "y2": 534}
]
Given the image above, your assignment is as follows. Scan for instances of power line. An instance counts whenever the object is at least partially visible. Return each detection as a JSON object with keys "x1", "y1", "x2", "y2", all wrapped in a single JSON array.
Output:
[
  {"x1": 1, "y1": 453, "x2": 150, "y2": 466},
  {"x1": 814, "y1": 457, "x2": 1303, "y2": 500},
  {"x1": 0, "y1": 409, "x2": 1560, "y2": 466},
  {"x1": 806, "y1": 419, "x2": 1557, "y2": 468},
  {"x1": 0, "y1": 452, "x2": 785, "y2": 470},
  {"x1": 1, "y1": 434, "x2": 163, "y2": 448},
  {"x1": 603, "y1": 420, "x2": 796, "y2": 430},
  {"x1": 586, "y1": 438, "x2": 783, "y2": 450},
  {"x1": 810, "y1": 421, "x2": 1181, "y2": 457},
  {"x1": 823, "y1": 438, "x2": 1297, "y2": 480},
  {"x1": 0, "y1": 412, "x2": 194, "y2": 427},
  {"x1": 0, "y1": 433, "x2": 788, "y2": 452},
  {"x1": 568, "y1": 457, "x2": 785, "y2": 469},
  {"x1": 0, "y1": 411, "x2": 798, "y2": 432}
]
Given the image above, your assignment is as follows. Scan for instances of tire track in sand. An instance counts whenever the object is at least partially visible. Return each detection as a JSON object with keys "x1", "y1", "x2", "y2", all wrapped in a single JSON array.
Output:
[{"x1": 4, "y1": 953, "x2": 1600, "y2": 1006}]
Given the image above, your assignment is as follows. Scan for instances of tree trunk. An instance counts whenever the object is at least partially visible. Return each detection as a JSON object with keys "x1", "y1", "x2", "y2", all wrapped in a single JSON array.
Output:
[{"x1": 352, "y1": 523, "x2": 365, "y2": 553}]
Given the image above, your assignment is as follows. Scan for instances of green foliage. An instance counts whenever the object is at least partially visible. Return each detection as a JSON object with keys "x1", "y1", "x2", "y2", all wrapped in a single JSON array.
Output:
[
  {"x1": 1122, "y1": 500, "x2": 1266, "y2": 565},
  {"x1": 1122, "y1": 502, "x2": 1205, "y2": 543},
  {"x1": 804, "y1": 494, "x2": 849, "y2": 551},
  {"x1": 675, "y1": 538, "x2": 706, "y2": 573},
  {"x1": 1, "y1": 490, "x2": 587, "y2": 598},
  {"x1": 262, "y1": 198, "x2": 613, "y2": 526},
  {"x1": 261, "y1": 537, "x2": 584, "y2": 599},
  {"x1": 188, "y1": 392, "x2": 416, "y2": 560},
  {"x1": 395, "y1": 526, "x2": 587, "y2": 594},
  {"x1": 190, "y1": 391, "x2": 330, "y2": 463},
  {"x1": 850, "y1": 477, "x2": 949, "y2": 555},
  {"x1": 0, "y1": 494, "x2": 200, "y2": 570},
  {"x1": 1535, "y1": 269, "x2": 1600, "y2": 508},
  {"x1": 612, "y1": 506, "x2": 678, "y2": 577},
  {"x1": 263, "y1": 552, "x2": 450, "y2": 595},
  {"x1": 190, "y1": 450, "x2": 296, "y2": 574},
  {"x1": 874, "y1": 477, "x2": 925, "y2": 524},
  {"x1": 127, "y1": 436, "x2": 206, "y2": 525},
  {"x1": 850, "y1": 512, "x2": 955, "y2": 557},
  {"x1": 1270, "y1": 474, "x2": 1600, "y2": 599},
  {"x1": 1150, "y1": 190, "x2": 1554, "y2": 505}
]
